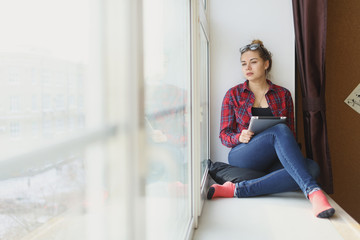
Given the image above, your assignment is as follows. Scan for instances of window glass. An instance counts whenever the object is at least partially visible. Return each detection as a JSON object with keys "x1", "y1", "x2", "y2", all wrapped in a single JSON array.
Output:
[
  {"x1": 199, "y1": 25, "x2": 210, "y2": 181},
  {"x1": 0, "y1": 0, "x2": 92, "y2": 154},
  {"x1": 0, "y1": 153, "x2": 86, "y2": 239},
  {"x1": 0, "y1": 1, "x2": 107, "y2": 239},
  {"x1": 143, "y1": 0, "x2": 192, "y2": 239}
]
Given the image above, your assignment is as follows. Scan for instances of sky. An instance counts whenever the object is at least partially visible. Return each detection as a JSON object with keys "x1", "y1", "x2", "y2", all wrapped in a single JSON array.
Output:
[{"x1": 0, "y1": 0, "x2": 90, "y2": 63}]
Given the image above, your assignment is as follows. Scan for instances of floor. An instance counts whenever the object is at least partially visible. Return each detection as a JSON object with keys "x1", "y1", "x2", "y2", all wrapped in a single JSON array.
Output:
[{"x1": 193, "y1": 191, "x2": 347, "y2": 240}]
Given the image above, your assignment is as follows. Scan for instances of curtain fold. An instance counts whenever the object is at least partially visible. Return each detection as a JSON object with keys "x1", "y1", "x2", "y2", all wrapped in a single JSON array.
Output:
[{"x1": 292, "y1": 0, "x2": 333, "y2": 193}]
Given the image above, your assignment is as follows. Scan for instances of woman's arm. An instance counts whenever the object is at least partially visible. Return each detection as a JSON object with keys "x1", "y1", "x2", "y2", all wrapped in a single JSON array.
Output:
[{"x1": 219, "y1": 90, "x2": 243, "y2": 148}]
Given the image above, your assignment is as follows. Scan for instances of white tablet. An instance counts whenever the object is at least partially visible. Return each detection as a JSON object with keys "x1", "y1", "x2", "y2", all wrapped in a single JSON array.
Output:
[{"x1": 248, "y1": 116, "x2": 287, "y2": 134}]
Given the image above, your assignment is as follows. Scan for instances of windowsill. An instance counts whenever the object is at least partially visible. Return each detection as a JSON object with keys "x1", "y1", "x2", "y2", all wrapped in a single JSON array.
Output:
[{"x1": 194, "y1": 190, "x2": 360, "y2": 240}]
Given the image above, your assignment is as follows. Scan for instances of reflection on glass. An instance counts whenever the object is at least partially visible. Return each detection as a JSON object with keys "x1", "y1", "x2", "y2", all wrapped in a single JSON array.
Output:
[
  {"x1": 199, "y1": 25, "x2": 210, "y2": 181},
  {"x1": 143, "y1": 0, "x2": 191, "y2": 239},
  {"x1": 0, "y1": 0, "x2": 89, "y2": 153},
  {"x1": 0, "y1": 154, "x2": 86, "y2": 240},
  {"x1": 0, "y1": 0, "x2": 103, "y2": 239}
]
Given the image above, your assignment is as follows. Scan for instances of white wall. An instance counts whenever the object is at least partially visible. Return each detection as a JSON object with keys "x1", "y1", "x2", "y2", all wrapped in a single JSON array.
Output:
[{"x1": 209, "y1": 0, "x2": 295, "y2": 163}]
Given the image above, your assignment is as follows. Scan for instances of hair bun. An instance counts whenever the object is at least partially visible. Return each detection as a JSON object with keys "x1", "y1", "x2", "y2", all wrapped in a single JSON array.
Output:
[{"x1": 251, "y1": 39, "x2": 264, "y2": 47}]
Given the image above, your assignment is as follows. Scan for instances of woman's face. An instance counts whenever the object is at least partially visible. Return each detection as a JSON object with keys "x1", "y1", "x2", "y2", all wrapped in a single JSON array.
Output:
[{"x1": 240, "y1": 50, "x2": 269, "y2": 81}]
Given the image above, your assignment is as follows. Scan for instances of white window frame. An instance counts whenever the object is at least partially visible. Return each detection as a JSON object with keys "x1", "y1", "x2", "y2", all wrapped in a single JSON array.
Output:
[{"x1": 191, "y1": 0, "x2": 210, "y2": 229}]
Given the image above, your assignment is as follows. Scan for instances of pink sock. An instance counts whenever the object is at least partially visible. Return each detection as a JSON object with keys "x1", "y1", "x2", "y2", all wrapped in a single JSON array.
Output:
[
  {"x1": 309, "y1": 190, "x2": 335, "y2": 218},
  {"x1": 207, "y1": 181, "x2": 235, "y2": 199}
]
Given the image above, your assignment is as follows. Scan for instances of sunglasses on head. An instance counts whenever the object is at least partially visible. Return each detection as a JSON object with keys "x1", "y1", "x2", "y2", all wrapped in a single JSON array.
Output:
[{"x1": 239, "y1": 43, "x2": 261, "y2": 53}]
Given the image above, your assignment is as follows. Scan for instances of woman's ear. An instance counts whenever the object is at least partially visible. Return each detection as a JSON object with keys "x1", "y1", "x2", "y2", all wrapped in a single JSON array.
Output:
[{"x1": 264, "y1": 60, "x2": 270, "y2": 70}]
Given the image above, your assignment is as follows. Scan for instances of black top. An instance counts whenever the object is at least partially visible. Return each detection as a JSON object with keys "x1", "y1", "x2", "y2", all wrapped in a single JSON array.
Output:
[{"x1": 251, "y1": 107, "x2": 273, "y2": 116}]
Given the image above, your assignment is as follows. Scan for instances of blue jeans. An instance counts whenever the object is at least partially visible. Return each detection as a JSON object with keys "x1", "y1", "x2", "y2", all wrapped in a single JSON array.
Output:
[{"x1": 228, "y1": 124, "x2": 320, "y2": 198}]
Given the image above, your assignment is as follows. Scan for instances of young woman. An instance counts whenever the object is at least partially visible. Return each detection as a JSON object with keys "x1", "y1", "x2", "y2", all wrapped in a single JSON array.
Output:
[{"x1": 207, "y1": 39, "x2": 335, "y2": 218}]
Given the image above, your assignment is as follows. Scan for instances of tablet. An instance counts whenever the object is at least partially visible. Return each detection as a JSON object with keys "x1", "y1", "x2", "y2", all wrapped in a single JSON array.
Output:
[{"x1": 248, "y1": 116, "x2": 287, "y2": 134}]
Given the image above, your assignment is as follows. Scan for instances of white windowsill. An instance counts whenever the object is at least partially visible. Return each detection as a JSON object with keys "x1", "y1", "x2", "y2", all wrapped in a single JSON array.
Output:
[{"x1": 194, "y1": 185, "x2": 360, "y2": 240}]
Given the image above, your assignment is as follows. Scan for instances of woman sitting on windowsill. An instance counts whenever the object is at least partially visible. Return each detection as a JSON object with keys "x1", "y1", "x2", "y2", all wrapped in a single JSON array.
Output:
[{"x1": 207, "y1": 39, "x2": 335, "y2": 218}]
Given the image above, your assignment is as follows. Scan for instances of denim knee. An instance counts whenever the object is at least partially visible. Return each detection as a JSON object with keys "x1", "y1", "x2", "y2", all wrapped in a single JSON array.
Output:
[{"x1": 271, "y1": 123, "x2": 291, "y2": 134}]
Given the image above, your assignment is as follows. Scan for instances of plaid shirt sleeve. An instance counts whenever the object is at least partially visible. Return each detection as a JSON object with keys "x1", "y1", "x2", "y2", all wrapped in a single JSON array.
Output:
[
  {"x1": 219, "y1": 88, "x2": 242, "y2": 148},
  {"x1": 285, "y1": 90, "x2": 296, "y2": 137}
]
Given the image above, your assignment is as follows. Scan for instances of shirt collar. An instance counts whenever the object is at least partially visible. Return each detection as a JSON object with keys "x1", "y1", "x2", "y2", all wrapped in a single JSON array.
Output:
[
  {"x1": 243, "y1": 79, "x2": 274, "y2": 92},
  {"x1": 267, "y1": 79, "x2": 275, "y2": 92}
]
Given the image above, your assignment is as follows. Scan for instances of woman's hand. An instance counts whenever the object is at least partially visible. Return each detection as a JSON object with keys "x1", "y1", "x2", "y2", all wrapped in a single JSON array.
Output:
[{"x1": 239, "y1": 129, "x2": 254, "y2": 143}]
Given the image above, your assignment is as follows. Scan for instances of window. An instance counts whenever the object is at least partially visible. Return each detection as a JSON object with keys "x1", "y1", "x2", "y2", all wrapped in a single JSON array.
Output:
[
  {"x1": 199, "y1": 24, "x2": 210, "y2": 182},
  {"x1": 143, "y1": 0, "x2": 192, "y2": 239},
  {"x1": 10, "y1": 96, "x2": 21, "y2": 112},
  {"x1": 9, "y1": 121, "x2": 20, "y2": 138},
  {"x1": 0, "y1": 0, "x2": 209, "y2": 239},
  {"x1": 0, "y1": 0, "x2": 124, "y2": 239}
]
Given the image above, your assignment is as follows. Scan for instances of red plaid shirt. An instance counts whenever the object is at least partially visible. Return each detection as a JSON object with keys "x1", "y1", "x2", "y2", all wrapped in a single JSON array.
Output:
[{"x1": 219, "y1": 80, "x2": 295, "y2": 148}]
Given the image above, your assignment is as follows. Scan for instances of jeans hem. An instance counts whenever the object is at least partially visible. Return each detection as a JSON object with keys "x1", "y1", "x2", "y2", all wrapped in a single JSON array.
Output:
[{"x1": 306, "y1": 187, "x2": 321, "y2": 199}]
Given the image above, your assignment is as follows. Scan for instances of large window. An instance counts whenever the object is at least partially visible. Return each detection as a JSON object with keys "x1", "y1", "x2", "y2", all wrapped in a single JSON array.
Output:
[
  {"x1": 0, "y1": 0, "x2": 207, "y2": 239},
  {"x1": 143, "y1": 0, "x2": 192, "y2": 239},
  {"x1": 0, "y1": 0, "x2": 127, "y2": 239}
]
